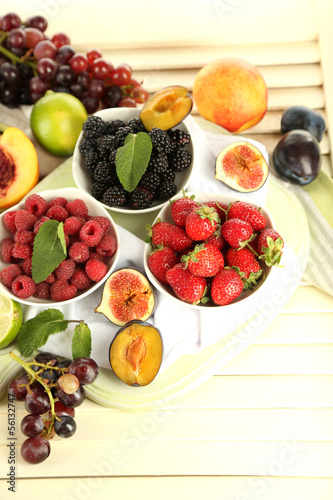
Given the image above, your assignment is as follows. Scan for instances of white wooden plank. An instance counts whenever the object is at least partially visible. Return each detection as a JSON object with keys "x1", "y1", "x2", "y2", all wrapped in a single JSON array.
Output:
[
  {"x1": 2, "y1": 476, "x2": 333, "y2": 500},
  {"x1": 218, "y1": 345, "x2": 333, "y2": 375},
  {"x1": 283, "y1": 286, "x2": 333, "y2": 312},
  {"x1": 1, "y1": 441, "x2": 332, "y2": 478}
]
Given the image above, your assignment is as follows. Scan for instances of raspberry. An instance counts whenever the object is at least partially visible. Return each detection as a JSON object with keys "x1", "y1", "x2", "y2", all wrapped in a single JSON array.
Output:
[
  {"x1": 12, "y1": 242, "x2": 32, "y2": 260},
  {"x1": 45, "y1": 272, "x2": 56, "y2": 284},
  {"x1": 63, "y1": 216, "x2": 85, "y2": 236},
  {"x1": 12, "y1": 275, "x2": 36, "y2": 299},
  {"x1": 69, "y1": 241, "x2": 90, "y2": 263},
  {"x1": 91, "y1": 216, "x2": 111, "y2": 236},
  {"x1": 0, "y1": 237, "x2": 14, "y2": 263},
  {"x1": 70, "y1": 268, "x2": 92, "y2": 291},
  {"x1": 25, "y1": 194, "x2": 48, "y2": 217},
  {"x1": 55, "y1": 259, "x2": 76, "y2": 281},
  {"x1": 33, "y1": 216, "x2": 50, "y2": 234},
  {"x1": 34, "y1": 281, "x2": 51, "y2": 299},
  {"x1": 96, "y1": 234, "x2": 117, "y2": 258},
  {"x1": 66, "y1": 199, "x2": 88, "y2": 218},
  {"x1": 15, "y1": 210, "x2": 37, "y2": 231},
  {"x1": 47, "y1": 197, "x2": 68, "y2": 208},
  {"x1": 85, "y1": 259, "x2": 107, "y2": 282},
  {"x1": 14, "y1": 230, "x2": 34, "y2": 244},
  {"x1": 50, "y1": 280, "x2": 77, "y2": 302},
  {"x1": 3, "y1": 211, "x2": 17, "y2": 233},
  {"x1": 46, "y1": 205, "x2": 68, "y2": 222},
  {"x1": 0, "y1": 264, "x2": 21, "y2": 288},
  {"x1": 22, "y1": 256, "x2": 32, "y2": 276},
  {"x1": 88, "y1": 252, "x2": 106, "y2": 263},
  {"x1": 79, "y1": 220, "x2": 103, "y2": 247}
]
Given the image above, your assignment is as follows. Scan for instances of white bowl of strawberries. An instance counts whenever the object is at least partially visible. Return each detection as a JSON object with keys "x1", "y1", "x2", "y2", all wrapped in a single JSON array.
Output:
[{"x1": 143, "y1": 192, "x2": 284, "y2": 309}]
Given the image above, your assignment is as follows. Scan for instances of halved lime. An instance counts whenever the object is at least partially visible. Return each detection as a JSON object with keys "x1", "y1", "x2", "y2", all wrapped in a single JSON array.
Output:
[{"x1": 0, "y1": 290, "x2": 23, "y2": 349}]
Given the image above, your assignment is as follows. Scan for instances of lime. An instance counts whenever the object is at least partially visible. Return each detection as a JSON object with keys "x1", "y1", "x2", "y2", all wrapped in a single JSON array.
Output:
[
  {"x1": 30, "y1": 91, "x2": 88, "y2": 157},
  {"x1": 0, "y1": 289, "x2": 23, "y2": 349}
]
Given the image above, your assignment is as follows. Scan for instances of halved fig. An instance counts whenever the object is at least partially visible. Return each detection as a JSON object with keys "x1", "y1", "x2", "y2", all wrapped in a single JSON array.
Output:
[
  {"x1": 95, "y1": 268, "x2": 155, "y2": 326},
  {"x1": 109, "y1": 320, "x2": 163, "y2": 386},
  {"x1": 215, "y1": 141, "x2": 268, "y2": 192},
  {"x1": 139, "y1": 85, "x2": 193, "y2": 131}
]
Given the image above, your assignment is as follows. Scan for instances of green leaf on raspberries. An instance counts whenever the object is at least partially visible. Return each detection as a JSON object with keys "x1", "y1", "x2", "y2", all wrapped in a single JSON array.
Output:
[
  {"x1": 71, "y1": 321, "x2": 92, "y2": 359},
  {"x1": 116, "y1": 132, "x2": 153, "y2": 192},
  {"x1": 32, "y1": 220, "x2": 67, "y2": 284},
  {"x1": 17, "y1": 309, "x2": 68, "y2": 357}
]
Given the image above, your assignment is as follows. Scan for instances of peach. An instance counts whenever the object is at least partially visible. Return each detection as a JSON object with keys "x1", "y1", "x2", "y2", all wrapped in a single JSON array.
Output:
[
  {"x1": 0, "y1": 127, "x2": 39, "y2": 209},
  {"x1": 193, "y1": 58, "x2": 267, "y2": 133}
]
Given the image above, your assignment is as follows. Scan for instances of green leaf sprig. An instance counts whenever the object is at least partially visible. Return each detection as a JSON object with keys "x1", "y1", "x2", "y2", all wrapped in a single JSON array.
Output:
[
  {"x1": 115, "y1": 132, "x2": 153, "y2": 192},
  {"x1": 32, "y1": 220, "x2": 67, "y2": 283}
]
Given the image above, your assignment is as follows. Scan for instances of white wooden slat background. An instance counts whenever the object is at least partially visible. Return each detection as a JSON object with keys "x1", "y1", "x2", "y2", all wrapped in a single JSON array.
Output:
[{"x1": 1, "y1": 0, "x2": 333, "y2": 498}]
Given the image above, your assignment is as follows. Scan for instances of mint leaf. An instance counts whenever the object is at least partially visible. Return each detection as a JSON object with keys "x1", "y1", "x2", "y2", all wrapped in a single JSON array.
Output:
[
  {"x1": 116, "y1": 132, "x2": 153, "y2": 192},
  {"x1": 71, "y1": 321, "x2": 92, "y2": 359},
  {"x1": 17, "y1": 309, "x2": 68, "y2": 357},
  {"x1": 32, "y1": 220, "x2": 67, "y2": 283}
]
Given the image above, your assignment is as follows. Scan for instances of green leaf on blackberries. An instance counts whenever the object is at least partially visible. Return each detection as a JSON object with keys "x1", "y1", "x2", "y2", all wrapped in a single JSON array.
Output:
[
  {"x1": 17, "y1": 309, "x2": 68, "y2": 357},
  {"x1": 71, "y1": 321, "x2": 92, "y2": 359},
  {"x1": 115, "y1": 132, "x2": 153, "y2": 192},
  {"x1": 32, "y1": 220, "x2": 67, "y2": 283}
]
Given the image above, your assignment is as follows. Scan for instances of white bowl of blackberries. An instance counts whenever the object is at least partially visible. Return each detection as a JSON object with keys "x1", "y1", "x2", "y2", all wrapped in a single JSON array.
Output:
[{"x1": 72, "y1": 107, "x2": 194, "y2": 214}]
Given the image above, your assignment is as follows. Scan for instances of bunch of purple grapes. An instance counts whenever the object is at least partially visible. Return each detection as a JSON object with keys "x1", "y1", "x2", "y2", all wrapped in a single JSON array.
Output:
[
  {"x1": 8, "y1": 352, "x2": 99, "y2": 464},
  {"x1": 0, "y1": 12, "x2": 148, "y2": 111}
]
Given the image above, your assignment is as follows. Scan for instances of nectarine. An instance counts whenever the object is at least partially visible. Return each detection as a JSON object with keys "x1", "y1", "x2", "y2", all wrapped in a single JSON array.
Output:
[
  {"x1": 0, "y1": 127, "x2": 39, "y2": 210},
  {"x1": 193, "y1": 58, "x2": 267, "y2": 133}
]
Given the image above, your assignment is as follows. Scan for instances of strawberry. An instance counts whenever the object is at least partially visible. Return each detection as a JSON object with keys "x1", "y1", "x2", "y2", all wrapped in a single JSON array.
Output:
[
  {"x1": 166, "y1": 263, "x2": 208, "y2": 304},
  {"x1": 185, "y1": 205, "x2": 220, "y2": 240},
  {"x1": 221, "y1": 218, "x2": 254, "y2": 248},
  {"x1": 181, "y1": 243, "x2": 224, "y2": 277},
  {"x1": 199, "y1": 201, "x2": 227, "y2": 223},
  {"x1": 211, "y1": 268, "x2": 243, "y2": 305},
  {"x1": 148, "y1": 245, "x2": 178, "y2": 284},
  {"x1": 226, "y1": 247, "x2": 262, "y2": 287},
  {"x1": 146, "y1": 220, "x2": 193, "y2": 253},
  {"x1": 204, "y1": 225, "x2": 226, "y2": 251},
  {"x1": 227, "y1": 201, "x2": 267, "y2": 231},
  {"x1": 257, "y1": 228, "x2": 284, "y2": 266},
  {"x1": 171, "y1": 195, "x2": 198, "y2": 227}
]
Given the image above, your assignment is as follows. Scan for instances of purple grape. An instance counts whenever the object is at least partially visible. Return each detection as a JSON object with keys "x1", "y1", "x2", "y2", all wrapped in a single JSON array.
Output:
[
  {"x1": 25, "y1": 387, "x2": 51, "y2": 415},
  {"x1": 54, "y1": 415, "x2": 76, "y2": 438},
  {"x1": 21, "y1": 414, "x2": 44, "y2": 437},
  {"x1": 8, "y1": 373, "x2": 30, "y2": 401},
  {"x1": 69, "y1": 357, "x2": 99, "y2": 385},
  {"x1": 57, "y1": 385, "x2": 85, "y2": 408},
  {"x1": 21, "y1": 436, "x2": 50, "y2": 464}
]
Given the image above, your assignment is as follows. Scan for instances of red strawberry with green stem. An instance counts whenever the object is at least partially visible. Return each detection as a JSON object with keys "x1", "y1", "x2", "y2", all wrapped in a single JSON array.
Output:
[
  {"x1": 227, "y1": 201, "x2": 267, "y2": 231},
  {"x1": 257, "y1": 228, "x2": 284, "y2": 266},
  {"x1": 185, "y1": 205, "x2": 220, "y2": 240},
  {"x1": 146, "y1": 220, "x2": 193, "y2": 253},
  {"x1": 221, "y1": 218, "x2": 255, "y2": 249},
  {"x1": 199, "y1": 201, "x2": 228, "y2": 223},
  {"x1": 226, "y1": 247, "x2": 263, "y2": 288},
  {"x1": 165, "y1": 263, "x2": 208, "y2": 305},
  {"x1": 148, "y1": 245, "x2": 178, "y2": 284},
  {"x1": 211, "y1": 268, "x2": 244, "y2": 305},
  {"x1": 170, "y1": 194, "x2": 198, "y2": 227},
  {"x1": 181, "y1": 243, "x2": 224, "y2": 277}
]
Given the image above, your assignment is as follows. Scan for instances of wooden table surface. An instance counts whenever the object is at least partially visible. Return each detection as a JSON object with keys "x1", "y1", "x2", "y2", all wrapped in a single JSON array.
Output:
[{"x1": 1, "y1": 0, "x2": 333, "y2": 498}]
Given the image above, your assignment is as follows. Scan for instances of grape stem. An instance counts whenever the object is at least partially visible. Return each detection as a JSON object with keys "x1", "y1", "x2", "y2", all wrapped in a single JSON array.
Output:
[
  {"x1": 0, "y1": 32, "x2": 37, "y2": 72},
  {"x1": 9, "y1": 351, "x2": 59, "y2": 436}
]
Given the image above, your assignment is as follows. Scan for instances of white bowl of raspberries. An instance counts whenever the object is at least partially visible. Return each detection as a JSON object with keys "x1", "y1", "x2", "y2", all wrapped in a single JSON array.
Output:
[
  {"x1": 0, "y1": 188, "x2": 120, "y2": 306},
  {"x1": 72, "y1": 107, "x2": 194, "y2": 214},
  {"x1": 144, "y1": 192, "x2": 284, "y2": 310}
]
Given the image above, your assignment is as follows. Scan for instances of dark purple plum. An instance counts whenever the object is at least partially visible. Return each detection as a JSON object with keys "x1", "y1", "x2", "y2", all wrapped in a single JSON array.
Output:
[
  {"x1": 281, "y1": 106, "x2": 326, "y2": 142},
  {"x1": 273, "y1": 130, "x2": 321, "y2": 185}
]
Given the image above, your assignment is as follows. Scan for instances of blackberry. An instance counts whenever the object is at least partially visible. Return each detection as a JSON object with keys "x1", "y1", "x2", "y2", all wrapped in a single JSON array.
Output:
[
  {"x1": 83, "y1": 149, "x2": 99, "y2": 172},
  {"x1": 158, "y1": 179, "x2": 178, "y2": 200},
  {"x1": 126, "y1": 118, "x2": 146, "y2": 133},
  {"x1": 129, "y1": 187, "x2": 154, "y2": 210},
  {"x1": 93, "y1": 160, "x2": 118, "y2": 185},
  {"x1": 115, "y1": 126, "x2": 132, "y2": 147},
  {"x1": 169, "y1": 149, "x2": 192, "y2": 172},
  {"x1": 148, "y1": 153, "x2": 169, "y2": 174},
  {"x1": 82, "y1": 116, "x2": 105, "y2": 139},
  {"x1": 168, "y1": 129, "x2": 191, "y2": 148},
  {"x1": 149, "y1": 127, "x2": 172, "y2": 154},
  {"x1": 103, "y1": 120, "x2": 125, "y2": 135},
  {"x1": 79, "y1": 137, "x2": 97, "y2": 155},
  {"x1": 91, "y1": 182, "x2": 107, "y2": 201},
  {"x1": 102, "y1": 185, "x2": 128, "y2": 207},
  {"x1": 97, "y1": 135, "x2": 117, "y2": 159},
  {"x1": 160, "y1": 169, "x2": 176, "y2": 182},
  {"x1": 139, "y1": 171, "x2": 160, "y2": 192},
  {"x1": 109, "y1": 149, "x2": 117, "y2": 166}
]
